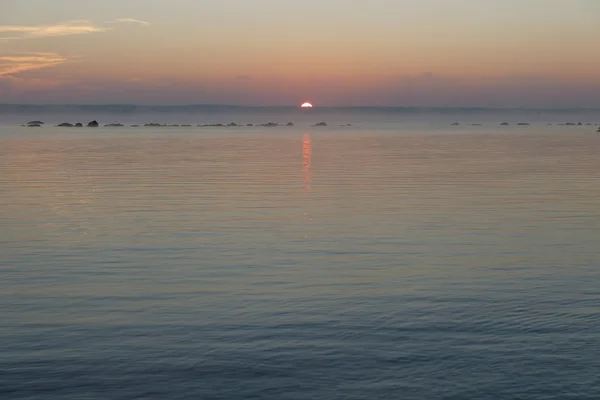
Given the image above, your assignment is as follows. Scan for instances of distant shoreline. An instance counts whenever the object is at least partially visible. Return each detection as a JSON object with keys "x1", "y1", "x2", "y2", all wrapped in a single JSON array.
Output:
[{"x1": 1, "y1": 104, "x2": 599, "y2": 113}]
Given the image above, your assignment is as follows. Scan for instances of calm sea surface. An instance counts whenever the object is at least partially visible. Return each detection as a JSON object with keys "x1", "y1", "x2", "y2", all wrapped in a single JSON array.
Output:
[{"x1": 2, "y1": 119, "x2": 600, "y2": 399}]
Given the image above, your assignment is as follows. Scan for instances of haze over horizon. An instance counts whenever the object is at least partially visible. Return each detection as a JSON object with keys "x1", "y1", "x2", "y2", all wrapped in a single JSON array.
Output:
[
  {"x1": 3, "y1": 103, "x2": 600, "y2": 110},
  {"x1": 2, "y1": 0, "x2": 600, "y2": 107}
]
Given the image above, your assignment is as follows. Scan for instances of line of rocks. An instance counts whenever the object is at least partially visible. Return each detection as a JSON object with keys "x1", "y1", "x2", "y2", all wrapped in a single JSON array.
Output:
[
  {"x1": 25, "y1": 120, "x2": 597, "y2": 130},
  {"x1": 24, "y1": 120, "x2": 99, "y2": 127},
  {"x1": 452, "y1": 122, "x2": 531, "y2": 126},
  {"x1": 23, "y1": 120, "x2": 343, "y2": 128},
  {"x1": 451, "y1": 122, "x2": 600, "y2": 126}
]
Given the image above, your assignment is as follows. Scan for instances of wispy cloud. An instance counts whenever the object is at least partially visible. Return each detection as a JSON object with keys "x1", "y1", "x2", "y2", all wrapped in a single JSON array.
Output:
[
  {"x1": 0, "y1": 53, "x2": 69, "y2": 76},
  {"x1": 0, "y1": 20, "x2": 109, "y2": 40},
  {"x1": 0, "y1": 18, "x2": 149, "y2": 41},
  {"x1": 106, "y1": 18, "x2": 151, "y2": 26}
]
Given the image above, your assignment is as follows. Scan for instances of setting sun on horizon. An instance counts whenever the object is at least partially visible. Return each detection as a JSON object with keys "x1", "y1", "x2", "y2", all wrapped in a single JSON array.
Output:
[{"x1": 301, "y1": 102, "x2": 313, "y2": 108}]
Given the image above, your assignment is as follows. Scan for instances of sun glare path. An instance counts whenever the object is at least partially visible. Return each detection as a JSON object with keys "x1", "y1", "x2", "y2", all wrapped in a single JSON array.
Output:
[
  {"x1": 301, "y1": 102, "x2": 313, "y2": 108},
  {"x1": 303, "y1": 133, "x2": 312, "y2": 193}
]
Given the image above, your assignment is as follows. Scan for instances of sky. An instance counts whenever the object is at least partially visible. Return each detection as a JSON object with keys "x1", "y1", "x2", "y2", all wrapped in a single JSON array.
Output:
[{"x1": 1, "y1": 0, "x2": 600, "y2": 106}]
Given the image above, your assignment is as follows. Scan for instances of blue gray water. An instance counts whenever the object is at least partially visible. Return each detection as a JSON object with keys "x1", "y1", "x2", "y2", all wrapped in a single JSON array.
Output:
[{"x1": 1, "y1": 113, "x2": 600, "y2": 399}]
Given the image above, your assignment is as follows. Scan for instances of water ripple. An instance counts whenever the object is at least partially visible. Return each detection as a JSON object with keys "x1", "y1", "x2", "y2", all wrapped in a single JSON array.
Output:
[{"x1": 1, "y1": 128, "x2": 600, "y2": 399}]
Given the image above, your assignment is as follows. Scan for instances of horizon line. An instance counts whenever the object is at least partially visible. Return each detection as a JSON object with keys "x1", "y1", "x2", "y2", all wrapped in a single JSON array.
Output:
[{"x1": 1, "y1": 103, "x2": 600, "y2": 111}]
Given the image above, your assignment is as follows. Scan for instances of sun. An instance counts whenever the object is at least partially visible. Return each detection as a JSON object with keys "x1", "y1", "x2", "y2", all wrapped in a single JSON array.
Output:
[{"x1": 301, "y1": 102, "x2": 313, "y2": 108}]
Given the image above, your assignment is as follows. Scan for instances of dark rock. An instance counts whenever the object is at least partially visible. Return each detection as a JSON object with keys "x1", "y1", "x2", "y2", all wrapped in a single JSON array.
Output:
[
  {"x1": 87, "y1": 120, "x2": 99, "y2": 127},
  {"x1": 182, "y1": 124, "x2": 192, "y2": 127},
  {"x1": 246, "y1": 124, "x2": 253, "y2": 126},
  {"x1": 500, "y1": 122, "x2": 509, "y2": 126},
  {"x1": 27, "y1": 120, "x2": 44, "y2": 125},
  {"x1": 227, "y1": 122, "x2": 238, "y2": 127},
  {"x1": 577, "y1": 122, "x2": 582, "y2": 126},
  {"x1": 105, "y1": 123, "x2": 124, "y2": 127},
  {"x1": 145, "y1": 123, "x2": 161, "y2": 127},
  {"x1": 450, "y1": 122, "x2": 460, "y2": 125},
  {"x1": 28, "y1": 123, "x2": 42, "y2": 127},
  {"x1": 75, "y1": 123, "x2": 83, "y2": 127},
  {"x1": 261, "y1": 122, "x2": 278, "y2": 127},
  {"x1": 471, "y1": 124, "x2": 482, "y2": 126},
  {"x1": 565, "y1": 122, "x2": 576, "y2": 126},
  {"x1": 286, "y1": 122, "x2": 294, "y2": 126},
  {"x1": 313, "y1": 122, "x2": 327, "y2": 127},
  {"x1": 57, "y1": 122, "x2": 74, "y2": 127}
]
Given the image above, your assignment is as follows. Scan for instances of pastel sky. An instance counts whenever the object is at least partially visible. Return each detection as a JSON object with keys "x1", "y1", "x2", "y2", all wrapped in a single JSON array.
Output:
[{"x1": 1, "y1": 0, "x2": 600, "y2": 106}]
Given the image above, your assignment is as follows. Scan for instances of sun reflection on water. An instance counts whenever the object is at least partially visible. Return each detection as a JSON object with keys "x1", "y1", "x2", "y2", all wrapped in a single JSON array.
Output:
[{"x1": 302, "y1": 133, "x2": 311, "y2": 193}]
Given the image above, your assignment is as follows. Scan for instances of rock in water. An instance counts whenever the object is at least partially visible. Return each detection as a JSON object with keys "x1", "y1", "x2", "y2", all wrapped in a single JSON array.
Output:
[
  {"x1": 87, "y1": 120, "x2": 99, "y2": 127},
  {"x1": 28, "y1": 124, "x2": 42, "y2": 127},
  {"x1": 313, "y1": 122, "x2": 327, "y2": 127},
  {"x1": 57, "y1": 122, "x2": 74, "y2": 127},
  {"x1": 27, "y1": 120, "x2": 44, "y2": 125},
  {"x1": 75, "y1": 123, "x2": 83, "y2": 127}
]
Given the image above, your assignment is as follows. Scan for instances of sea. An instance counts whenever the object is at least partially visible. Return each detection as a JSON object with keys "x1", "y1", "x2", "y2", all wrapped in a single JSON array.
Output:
[{"x1": 1, "y1": 105, "x2": 600, "y2": 399}]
